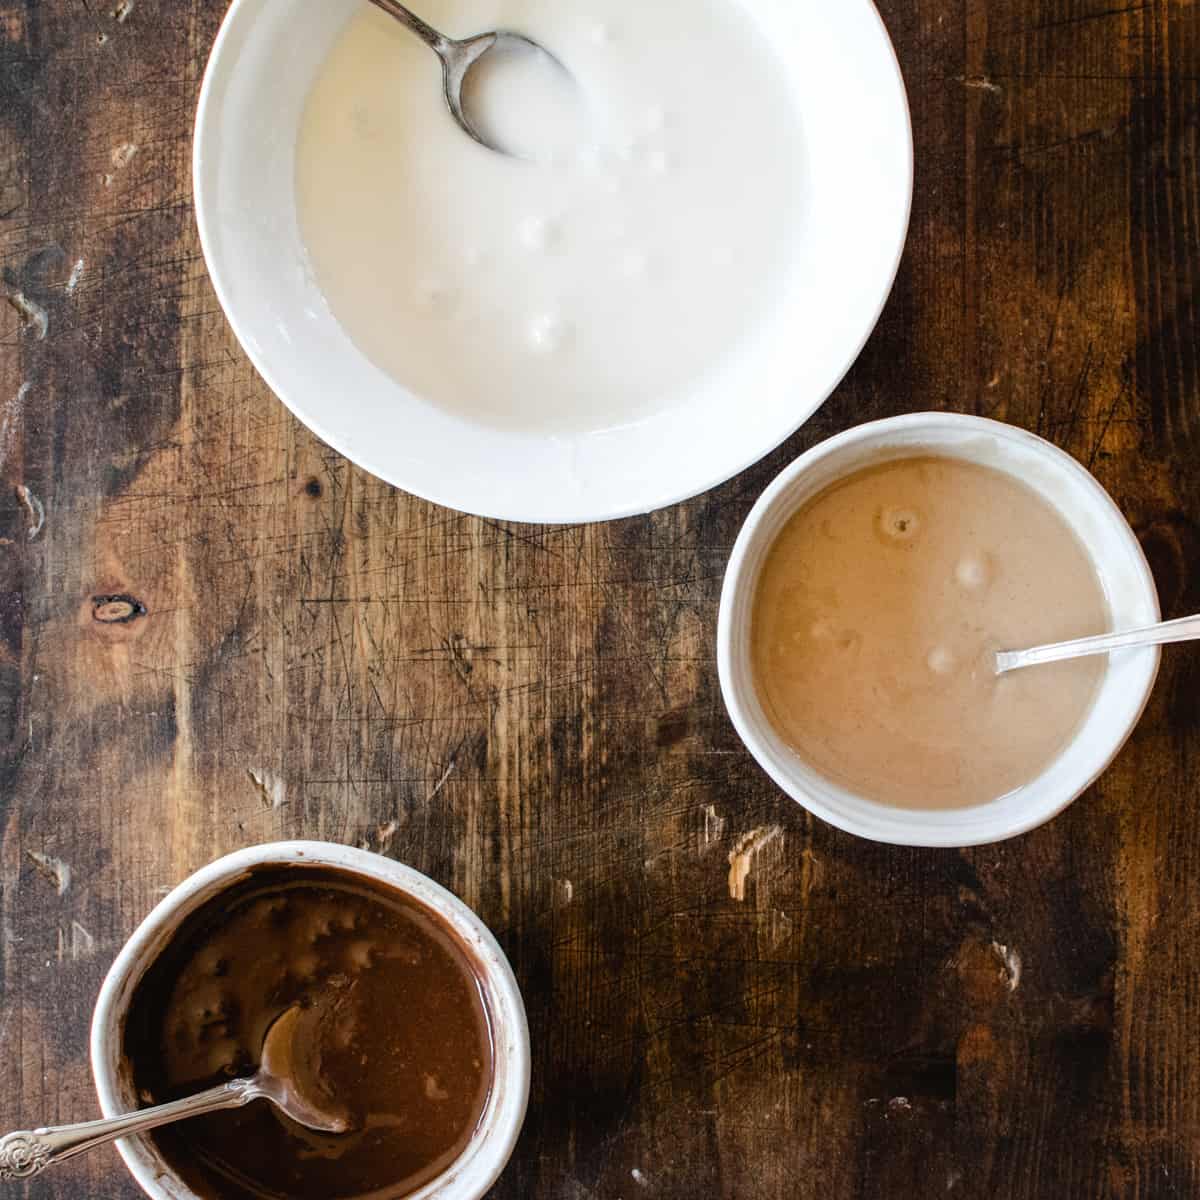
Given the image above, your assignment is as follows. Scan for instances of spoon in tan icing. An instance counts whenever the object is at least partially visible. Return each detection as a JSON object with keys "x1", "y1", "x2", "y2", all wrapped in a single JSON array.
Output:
[
  {"x1": 365, "y1": 0, "x2": 569, "y2": 155},
  {"x1": 995, "y1": 613, "x2": 1200, "y2": 676},
  {"x1": 0, "y1": 1005, "x2": 350, "y2": 1182}
]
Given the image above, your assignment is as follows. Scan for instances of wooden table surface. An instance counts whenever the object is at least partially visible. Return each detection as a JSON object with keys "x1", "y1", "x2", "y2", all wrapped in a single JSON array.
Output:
[{"x1": 2, "y1": 1, "x2": 1199, "y2": 1197}]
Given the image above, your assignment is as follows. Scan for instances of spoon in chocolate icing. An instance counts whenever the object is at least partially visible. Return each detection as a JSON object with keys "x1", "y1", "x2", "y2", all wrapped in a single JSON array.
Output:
[{"x1": 0, "y1": 1003, "x2": 350, "y2": 1182}]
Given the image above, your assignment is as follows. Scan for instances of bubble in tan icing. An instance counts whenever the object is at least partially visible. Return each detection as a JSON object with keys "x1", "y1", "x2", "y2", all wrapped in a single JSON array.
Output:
[
  {"x1": 878, "y1": 506, "x2": 921, "y2": 542},
  {"x1": 927, "y1": 646, "x2": 956, "y2": 676},
  {"x1": 956, "y1": 553, "x2": 991, "y2": 590}
]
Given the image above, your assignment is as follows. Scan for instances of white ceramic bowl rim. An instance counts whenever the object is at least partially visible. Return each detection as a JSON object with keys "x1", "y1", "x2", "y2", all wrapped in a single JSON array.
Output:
[
  {"x1": 717, "y1": 413, "x2": 1162, "y2": 848},
  {"x1": 90, "y1": 842, "x2": 530, "y2": 1200},
  {"x1": 192, "y1": 0, "x2": 913, "y2": 523}
]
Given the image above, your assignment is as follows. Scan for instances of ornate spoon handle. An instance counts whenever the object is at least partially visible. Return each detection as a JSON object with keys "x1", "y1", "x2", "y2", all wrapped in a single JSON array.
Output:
[{"x1": 0, "y1": 1078, "x2": 258, "y2": 1180}]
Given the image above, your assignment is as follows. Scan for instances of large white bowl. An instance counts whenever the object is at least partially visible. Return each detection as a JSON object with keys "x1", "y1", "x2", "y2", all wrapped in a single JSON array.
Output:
[
  {"x1": 91, "y1": 843, "x2": 530, "y2": 1200},
  {"x1": 193, "y1": 0, "x2": 912, "y2": 523},
  {"x1": 717, "y1": 414, "x2": 1162, "y2": 847}
]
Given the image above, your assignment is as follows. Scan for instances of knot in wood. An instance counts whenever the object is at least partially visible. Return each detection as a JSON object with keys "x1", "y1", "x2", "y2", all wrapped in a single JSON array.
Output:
[{"x1": 92, "y1": 594, "x2": 146, "y2": 624}]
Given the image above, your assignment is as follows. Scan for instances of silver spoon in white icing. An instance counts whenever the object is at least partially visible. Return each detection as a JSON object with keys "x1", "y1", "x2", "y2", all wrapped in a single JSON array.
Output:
[
  {"x1": 995, "y1": 613, "x2": 1200, "y2": 675},
  {"x1": 365, "y1": 0, "x2": 569, "y2": 155}
]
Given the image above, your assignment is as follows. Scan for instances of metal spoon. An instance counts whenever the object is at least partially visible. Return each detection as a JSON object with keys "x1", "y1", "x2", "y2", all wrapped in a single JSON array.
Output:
[
  {"x1": 995, "y1": 613, "x2": 1200, "y2": 676},
  {"x1": 366, "y1": 0, "x2": 564, "y2": 155},
  {"x1": 0, "y1": 1005, "x2": 350, "y2": 1182}
]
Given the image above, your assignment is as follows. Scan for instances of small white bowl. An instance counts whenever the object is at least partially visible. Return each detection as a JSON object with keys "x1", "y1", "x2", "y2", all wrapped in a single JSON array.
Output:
[
  {"x1": 90, "y1": 842, "x2": 530, "y2": 1200},
  {"x1": 192, "y1": 0, "x2": 911, "y2": 523},
  {"x1": 717, "y1": 413, "x2": 1161, "y2": 847}
]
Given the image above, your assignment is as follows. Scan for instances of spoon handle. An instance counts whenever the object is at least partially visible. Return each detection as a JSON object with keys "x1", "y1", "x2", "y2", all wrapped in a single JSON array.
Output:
[
  {"x1": 0, "y1": 1079, "x2": 259, "y2": 1180},
  {"x1": 366, "y1": 0, "x2": 450, "y2": 51},
  {"x1": 996, "y1": 613, "x2": 1200, "y2": 675}
]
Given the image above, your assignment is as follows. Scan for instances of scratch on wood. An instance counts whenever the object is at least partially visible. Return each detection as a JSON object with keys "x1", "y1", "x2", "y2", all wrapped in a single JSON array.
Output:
[
  {"x1": 767, "y1": 907, "x2": 794, "y2": 948},
  {"x1": 727, "y1": 825, "x2": 783, "y2": 902},
  {"x1": 960, "y1": 74, "x2": 1002, "y2": 93},
  {"x1": 69, "y1": 921, "x2": 96, "y2": 961},
  {"x1": 428, "y1": 755, "x2": 457, "y2": 801},
  {"x1": 248, "y1": 767, "x2": 287, "y2": 809},
  {"x1": 26, "y1": 851, "x2": 71, "y2": 895},
  {"x1": 555, "y1": 878, "x2": 574, "y2": 905},
  {"x1": 702, "y1": 803, "x2": 727, "y2": 848},
  {"x1": 110, "y1": 141, "x2": 138, "y2": 169},
  {"x1": 560, "y1": 1179, "x2": 601, "y2": 1200},
  {"x1": 359, "y1": 818, "x2": 400, "y2": 851},
  {"x1": 16, "y1": 484, "x2": 44, "y2": 539},
  {"x1": 991, "y1": 941, "x2": 1022, "y2": 991},
  {"x1": 1, "y1": 382, "x2": 30, "y2": 465},
  {"x1": 799, "y1": 846, "x2": 824, "y2": 895},
  {"x1": 4, "y1": 288, "x2": 48, "y2": 339}
]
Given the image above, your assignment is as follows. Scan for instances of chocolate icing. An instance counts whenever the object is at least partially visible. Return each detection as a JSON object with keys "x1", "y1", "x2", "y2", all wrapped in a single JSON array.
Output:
[{"x1": 123, "y1": 866, "x2": 494, "y2": 1200}]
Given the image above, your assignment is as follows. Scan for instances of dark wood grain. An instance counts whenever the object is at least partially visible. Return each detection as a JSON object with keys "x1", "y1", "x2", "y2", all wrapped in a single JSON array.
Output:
[{"x1": 2, "y1": 1, "x2": 1199, "y2": 1197}]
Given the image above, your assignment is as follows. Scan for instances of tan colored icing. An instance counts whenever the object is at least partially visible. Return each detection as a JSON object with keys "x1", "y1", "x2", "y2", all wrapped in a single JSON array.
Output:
[{"x1": 752, "y1": 456, "x2": 1109, "y2": 810}]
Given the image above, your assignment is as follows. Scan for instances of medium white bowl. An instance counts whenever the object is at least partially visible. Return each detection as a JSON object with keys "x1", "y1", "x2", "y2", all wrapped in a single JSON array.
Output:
[
  {"x1": 717, "y1": 414, "x2": 1161, "y2": 847},
  {"x1": 90, "y1": 842, "x2": 530, "y2": 1200},
  {"x1": 192, "y1": 0, "x2": 912, "y2": 523}
]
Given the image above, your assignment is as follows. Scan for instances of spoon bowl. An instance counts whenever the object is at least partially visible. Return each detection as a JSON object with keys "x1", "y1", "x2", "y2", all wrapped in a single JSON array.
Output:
[
  {"x1": 255, "y1": 1003, "x2": 353, "y2": 1135},
  {"x1": 366, "y1": 0, "x2": 569, "y2": 155}
]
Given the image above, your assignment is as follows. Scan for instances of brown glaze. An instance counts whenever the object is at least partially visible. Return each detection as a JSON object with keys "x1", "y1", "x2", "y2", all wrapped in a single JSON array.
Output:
[{"x1": 123, "y1": 866, "x2": 494, "y2": 1200}]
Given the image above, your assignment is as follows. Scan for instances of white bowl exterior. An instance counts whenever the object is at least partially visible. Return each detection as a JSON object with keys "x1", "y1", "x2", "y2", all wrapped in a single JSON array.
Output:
[
  {"x1": 192, "y1": 0, "x2": 913, "y2": 523},
  {"x1": 90, "y1": 843, "x2": 531, "y2": 1200},
  {"x1": 718, "y1": 414, "x2": 1162, "y2": 847}
]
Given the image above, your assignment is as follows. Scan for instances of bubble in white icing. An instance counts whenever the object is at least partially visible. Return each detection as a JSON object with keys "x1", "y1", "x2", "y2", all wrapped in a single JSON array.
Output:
[
  {"x1": 520, "y1": 215, "x2": 563, "y2": 253},
  {"x1": 621, "y1": 251, "x2": 649, "y2": 278},
  {"x1": 528, "y1": 313, "x2": 574, "y2": 353},
  {"x1": 416, "y1": 281, "x2": 458, "y2": 317},
  {"x1": 576, "y1": 144, "x2": 603, "y2": 172}
]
